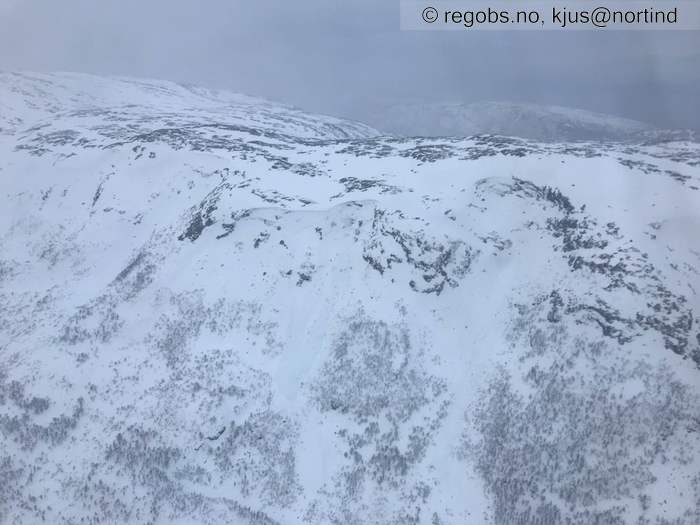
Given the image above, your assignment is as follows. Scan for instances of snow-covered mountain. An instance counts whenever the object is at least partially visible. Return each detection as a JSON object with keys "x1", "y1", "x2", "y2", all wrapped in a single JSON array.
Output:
[
  {"x1": 367, "y1": 101, "x2": 672, "y2": 142},
  {"x1": 1, "y1": 72, "x2": 700, "y2": 525},
  {"x1": 0, "y1": 71, "x2": 379, "y2": 140}
]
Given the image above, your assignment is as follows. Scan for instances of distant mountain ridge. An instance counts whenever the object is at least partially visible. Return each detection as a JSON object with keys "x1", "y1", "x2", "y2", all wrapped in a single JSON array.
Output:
[
  {"x1": 0, "y1": 71, "x2": 381, "y2": 140},
  {"x1": 368, "y1": 100, "x2": 697, "y2": 142}
]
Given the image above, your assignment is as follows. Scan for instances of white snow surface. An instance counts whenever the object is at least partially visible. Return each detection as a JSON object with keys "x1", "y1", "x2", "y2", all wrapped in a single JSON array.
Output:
[
  {"x1": 367, "y1": 101, "x2": 684, "y2": 142},
  {"x1": 1, "y1": 72, "x2": 700, "y2": 525},
  {"x1": 0, "y1": 71, "x2": 380, "y2": 140}
]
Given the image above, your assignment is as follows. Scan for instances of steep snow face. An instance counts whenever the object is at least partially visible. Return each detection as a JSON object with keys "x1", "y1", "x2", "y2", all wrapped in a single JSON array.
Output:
[
  {"x1": 369, "y1": 101, "x2": 660, "y2": 141},
  {"x1": 1, "y1": 74, "x2": 700, "y2": 525}
]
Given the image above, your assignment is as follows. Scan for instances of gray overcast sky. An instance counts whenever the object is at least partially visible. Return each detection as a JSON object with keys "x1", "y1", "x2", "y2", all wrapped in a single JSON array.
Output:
[{"x1": 1, "y1": 0, "x2": 699, "y2": 128}]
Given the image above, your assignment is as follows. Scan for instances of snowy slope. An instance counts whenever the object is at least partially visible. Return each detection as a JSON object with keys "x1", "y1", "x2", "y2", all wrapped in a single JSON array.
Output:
[
  {"x1": 1, "y1": 73, "x2": 700, "y2": 525},
  {"x1": 0, "y1": 71, "x2": 380, "y2": 140},
  {"x1": 368, "y1": 101, "x2": 664, "y2": 142}
]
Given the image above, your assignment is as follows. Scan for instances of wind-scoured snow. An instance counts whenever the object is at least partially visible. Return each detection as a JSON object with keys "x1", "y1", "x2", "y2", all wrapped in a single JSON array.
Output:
[{"x1": 1, "y1": 72, "x2": 699, "y2": 525}]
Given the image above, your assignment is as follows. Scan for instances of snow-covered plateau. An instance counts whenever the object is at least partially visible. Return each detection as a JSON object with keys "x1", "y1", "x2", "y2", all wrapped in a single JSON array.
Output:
[{"x1": 1, "y1": 72, "x2": 699, "y2": 524}]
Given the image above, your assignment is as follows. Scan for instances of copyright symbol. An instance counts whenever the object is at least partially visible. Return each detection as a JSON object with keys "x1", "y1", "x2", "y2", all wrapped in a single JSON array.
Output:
[
  {"x1": 422, "y1": 6, "x2": 439, "y2": 23},
  {"x1": 591, "y1": 7, "x2": 610, "y2": 27}
]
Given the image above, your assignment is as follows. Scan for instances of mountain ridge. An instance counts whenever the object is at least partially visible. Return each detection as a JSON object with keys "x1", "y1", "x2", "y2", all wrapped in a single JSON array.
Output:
[
  {"x1": 365, "y1": 100, "x2": 698, "y2": 143},
  {"x1": 0, "y1": 71, "x2": 381, "y2": 140},
  {"x1": 1, "y1": 72, "x2": 699, "y2": 525}
]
